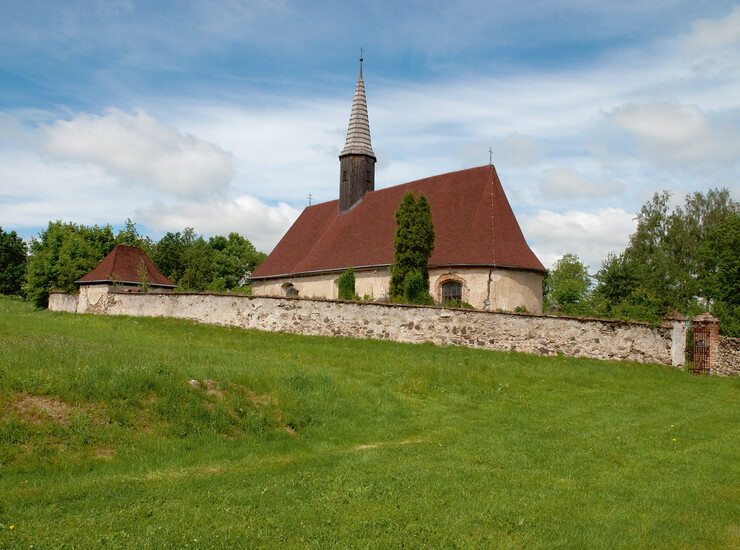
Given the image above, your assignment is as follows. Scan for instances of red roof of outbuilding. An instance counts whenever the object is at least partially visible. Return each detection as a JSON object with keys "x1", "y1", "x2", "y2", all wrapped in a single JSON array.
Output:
[
  {"x1": 75, "y1": 245, "x2": 176, "y2": 287},
  {"x1": 252, "y1": 165, "x2": 544, "y2": 279}
]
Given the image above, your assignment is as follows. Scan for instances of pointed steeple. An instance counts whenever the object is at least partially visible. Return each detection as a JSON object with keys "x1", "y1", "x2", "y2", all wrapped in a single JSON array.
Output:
[
  {"x1": 340, "y1": 58, "x2": 376, "y2": 159},
  {"x1": 339, "y1": 56, "x2": 376, "y2": 214}
]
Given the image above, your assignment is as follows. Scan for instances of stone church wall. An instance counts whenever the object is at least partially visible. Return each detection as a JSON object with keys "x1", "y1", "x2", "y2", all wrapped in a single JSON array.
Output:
[
  {"x1": 252, "y1": 266, "x2": 543, "y2": 313},
  {"x1": 51, "y1": 288, "x2": 686, "y2": 367}
]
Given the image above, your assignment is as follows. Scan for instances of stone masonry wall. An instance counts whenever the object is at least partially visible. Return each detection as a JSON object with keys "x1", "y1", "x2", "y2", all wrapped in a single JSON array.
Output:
[
  {"x1": 717, "y1": 337, "x2": 740, "y2": 376},
  {"x1": 50, "y1": 288, "x2": 688, "y2": 367}
]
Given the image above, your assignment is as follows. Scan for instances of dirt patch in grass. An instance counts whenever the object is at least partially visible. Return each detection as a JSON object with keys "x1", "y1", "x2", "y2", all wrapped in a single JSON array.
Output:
[
  {"x1": 354, "y1": 438, "x2": 423, "y2": 451},
  {"x1": 11, "y1": 393, "x2": 76, "y2": 425},
  {"x1": 94, "y1": 447, "x2": 115, "y2": 460}
]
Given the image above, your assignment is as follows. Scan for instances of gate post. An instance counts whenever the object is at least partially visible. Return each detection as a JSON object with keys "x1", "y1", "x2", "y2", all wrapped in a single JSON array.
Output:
[
  {"x1": 662, "y1": 310, "x2": 687, "y2": 368},
  {"x1": 692, "y1": 312, "x2": 720, "y2": 375}
]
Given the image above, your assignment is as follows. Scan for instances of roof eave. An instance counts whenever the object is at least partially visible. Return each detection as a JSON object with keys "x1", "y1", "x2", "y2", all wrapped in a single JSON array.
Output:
[
  {"x1": 251, "y1": 262, "x2": 545, "y2": 280},
  {"x1": 74, "y1": 280, "x2": 178, "y2": 288}
]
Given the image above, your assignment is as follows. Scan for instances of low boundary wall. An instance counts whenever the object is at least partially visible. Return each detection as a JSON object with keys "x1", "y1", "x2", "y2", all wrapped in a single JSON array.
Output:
[
  {"x1": 718, "y1": 337, "x2": 740, "y2": 376},
  {"x1": 49, "y1": 289, "x2": 687, "y2": 367}
]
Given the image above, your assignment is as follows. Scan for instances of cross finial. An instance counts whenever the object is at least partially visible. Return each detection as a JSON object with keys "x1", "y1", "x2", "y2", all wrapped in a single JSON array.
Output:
[
  {"x1": 359, "y1": 47, "x2": 364, "y2": 76},
  {"x1": 489, "y1": 147, "x2": 493, "y2": 165},
  {"x1": 308, "y1": 192, "x2": 313, "y2": 206}
]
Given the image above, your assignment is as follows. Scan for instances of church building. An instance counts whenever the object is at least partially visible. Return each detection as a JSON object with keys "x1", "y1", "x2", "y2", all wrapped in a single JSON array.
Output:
[{"x1": 251, "y1": 62, "x2": 546, "y2": 312}]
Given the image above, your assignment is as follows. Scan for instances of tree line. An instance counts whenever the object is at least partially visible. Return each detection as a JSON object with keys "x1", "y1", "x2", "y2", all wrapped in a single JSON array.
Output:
[
  {"x1": 544, "y1": 188, "x2": 739, "y2": 336},
  {"x1": 0, "y1": 219, "x2": 266, "y2": 308}
]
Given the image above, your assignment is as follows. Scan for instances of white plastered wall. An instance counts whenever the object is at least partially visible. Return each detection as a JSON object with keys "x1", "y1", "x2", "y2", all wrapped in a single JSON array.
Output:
[{"x1": 252, "y1": 266, "x2": 543, "y2": 313}]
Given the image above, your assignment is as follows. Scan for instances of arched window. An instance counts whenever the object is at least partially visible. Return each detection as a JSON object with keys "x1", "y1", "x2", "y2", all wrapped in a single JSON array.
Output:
[{"x1": 442, "y1": 281, "x2": 462, "y2": 305}]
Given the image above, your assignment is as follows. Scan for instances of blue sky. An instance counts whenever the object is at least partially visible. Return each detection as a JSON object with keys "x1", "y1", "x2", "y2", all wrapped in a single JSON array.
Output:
[{"x1": 1, "y1": 1, "x2": 739, "y2": 271}]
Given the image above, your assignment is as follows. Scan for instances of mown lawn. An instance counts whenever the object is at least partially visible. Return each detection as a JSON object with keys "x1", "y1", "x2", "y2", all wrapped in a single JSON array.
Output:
[{"x1": 0, "y1": 295, "x2": 738, "y2": 549}]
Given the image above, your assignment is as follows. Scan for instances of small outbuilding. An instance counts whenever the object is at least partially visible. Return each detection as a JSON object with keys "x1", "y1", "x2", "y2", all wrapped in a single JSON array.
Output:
[{"x1": 75, "y1": 244, "x2": 176, "y2": 295}]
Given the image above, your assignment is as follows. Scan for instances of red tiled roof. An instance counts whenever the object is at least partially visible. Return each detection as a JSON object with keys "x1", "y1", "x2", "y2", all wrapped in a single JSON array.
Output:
[
  {"x1": 75, "y1": 245, "x2": 176, "y2": 287},
  {"x1": 252, "y1": 165, "x2": 545, "y2": 279}
]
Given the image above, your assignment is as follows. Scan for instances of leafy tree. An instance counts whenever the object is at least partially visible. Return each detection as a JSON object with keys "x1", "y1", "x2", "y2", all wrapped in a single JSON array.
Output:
[
  {"x1": 337, "y1": 267, "x2": 357, "y2": 300},
  {"x1": 698, "y1": 214, "x2": 740, "y2": 336},
  {"x1": 181, "y1": 237, "x2": 216, "y2": 292},
  {"x1": 209, "y1": 232, "x2": 266, "y2": 290},
  {"x1": 0, "y1": 227, "x2": 28, "y2": 296},
  {"x1": 153, "y1": 230, "x2": 189, "y2": 285},
  {"x1": 594, "y1": 188, "x2": 739, "y2": 324},
  {"x1": 389, "y1": 191, "x2": 435, "y2": 302},
  {"x1": 26, "y1": 221, "x2": 115, "y2": 307},
  {"x1": 544, "y1": 254, "x2": 592, "y2": 316},
  {"x1": 115, "y1": 218, "x2": 156, "y2": 256}
]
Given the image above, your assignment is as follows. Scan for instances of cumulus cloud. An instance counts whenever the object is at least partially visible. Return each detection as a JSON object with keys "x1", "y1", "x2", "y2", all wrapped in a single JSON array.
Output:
[
  {"x1": 40, "y1": 108, "x2": 233, "y2": 198},
  {"x1": 539, "y1": 167, "x2": 623, "y2": 200},
  {"x1": 608, "y1": 101, "x2": 740, "y2": 165},
  {"x1": 683, "y1": 6, "x2": 740, "y2": 55},
  {"x1": 136, "y1": 195, "x2": 300, "y2": 253},
  {"x1": 519, "y1": 208, "x2": 636, "y2": 272}
]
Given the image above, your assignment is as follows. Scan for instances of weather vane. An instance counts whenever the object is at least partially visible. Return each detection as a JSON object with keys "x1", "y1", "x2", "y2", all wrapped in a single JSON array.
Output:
[
  {"x1": 308, "y1": 193, "x2": 313, "y2": 206},
  {"x1": 489, "y1": 147, "x2": 493, "y2": 165}
]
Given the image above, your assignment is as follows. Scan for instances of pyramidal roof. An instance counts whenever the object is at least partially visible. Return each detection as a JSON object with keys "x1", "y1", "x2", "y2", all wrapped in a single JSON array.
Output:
[
  {"x1": 339, "y1": 61, "x2": 375, "y2": 158},
  {"x1": 252, "y1": 165, "x2": 545, "y2": 279},
  {"x1": 75, "y1": 245, "x2": 176, "y2": 287}
]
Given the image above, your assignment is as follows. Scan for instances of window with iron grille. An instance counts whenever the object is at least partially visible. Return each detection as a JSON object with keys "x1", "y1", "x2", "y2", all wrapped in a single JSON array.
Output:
[{"x1": 442, "y1": 281, "x2": 462, "y2": 305}]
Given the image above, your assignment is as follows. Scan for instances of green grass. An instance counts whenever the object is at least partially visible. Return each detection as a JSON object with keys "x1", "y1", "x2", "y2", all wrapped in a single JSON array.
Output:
[{"x1": 0, "y1": 295, "x2": 738, "y2": 549}]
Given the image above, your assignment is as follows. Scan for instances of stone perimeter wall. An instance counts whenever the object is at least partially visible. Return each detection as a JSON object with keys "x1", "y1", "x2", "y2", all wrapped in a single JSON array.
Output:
[
  {"x1": 717, "y1": 337, "x2": 740, "y2": 376},
  {"x1": 50, "y1": 288, "x2": 687, "y2": 367}
]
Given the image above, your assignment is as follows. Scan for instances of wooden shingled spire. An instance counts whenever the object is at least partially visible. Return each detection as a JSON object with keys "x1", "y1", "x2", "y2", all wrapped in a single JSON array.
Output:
[{"x1": 339, "y1": 56, "x2": 376, "y2": 214}]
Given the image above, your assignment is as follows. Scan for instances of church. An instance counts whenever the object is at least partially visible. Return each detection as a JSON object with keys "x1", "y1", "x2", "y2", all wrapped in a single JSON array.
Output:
[{"x1": 251, "y1": 62, "x2": 546, "y2": 313}]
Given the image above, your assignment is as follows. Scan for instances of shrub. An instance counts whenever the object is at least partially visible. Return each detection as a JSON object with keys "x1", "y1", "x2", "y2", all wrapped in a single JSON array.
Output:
[
  {"x1": 403, "y1": 270, "x2": 434, "y2": 305},
  {"x1": 337, "y1": 267, "x2": 357, "y2": 300}
]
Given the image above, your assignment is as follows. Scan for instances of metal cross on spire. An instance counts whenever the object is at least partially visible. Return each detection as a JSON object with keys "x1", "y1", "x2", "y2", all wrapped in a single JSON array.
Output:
[
  {"x1": 489, "y1": 147, "x2": 493, "y2": 165},
  {"x1": 359, "y1": 47, "x2": 364, "y2": 76}
]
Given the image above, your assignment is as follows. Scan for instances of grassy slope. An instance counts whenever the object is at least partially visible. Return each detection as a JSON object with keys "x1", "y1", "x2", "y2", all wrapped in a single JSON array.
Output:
[{"x1": 0, "y1": 295, "x2": 738, "y2": 549}]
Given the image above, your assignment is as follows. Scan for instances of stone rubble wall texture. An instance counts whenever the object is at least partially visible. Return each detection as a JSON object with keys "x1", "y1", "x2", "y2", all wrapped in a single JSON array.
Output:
[
  {"x1": 717, "y1": 337, "x2": 740, "y2": 376},
  {"x1": 50, "y1": 288, "x2": 691, "y2": 367}
]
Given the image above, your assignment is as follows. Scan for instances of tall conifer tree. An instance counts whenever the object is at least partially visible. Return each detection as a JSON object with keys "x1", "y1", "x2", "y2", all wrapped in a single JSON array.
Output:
[{"x1": 389, "y1": 191, "x2": 435, "y2": 301}]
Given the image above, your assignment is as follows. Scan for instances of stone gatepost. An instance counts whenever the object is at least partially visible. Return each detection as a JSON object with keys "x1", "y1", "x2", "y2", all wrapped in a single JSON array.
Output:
[
  {"x1": 692, "y1": 312, "x2": 720, "y2": 375},
  {"x1": 662, "y1": 310, "x2": 688, "y2": 368}
]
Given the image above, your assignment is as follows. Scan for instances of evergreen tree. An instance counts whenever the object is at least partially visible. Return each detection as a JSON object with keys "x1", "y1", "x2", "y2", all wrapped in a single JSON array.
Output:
[
  {"x1": 0, "y1": 227, "x2": 28, "y2": 296},
  {"x1": 389, "y1": 191, "x2": 435, "y2": 302}
]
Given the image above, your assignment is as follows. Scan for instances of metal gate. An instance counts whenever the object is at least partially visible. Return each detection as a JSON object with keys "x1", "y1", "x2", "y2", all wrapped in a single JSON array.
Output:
[{"x1": 693, "y1": 326, "x2": 711, "y2": 374}]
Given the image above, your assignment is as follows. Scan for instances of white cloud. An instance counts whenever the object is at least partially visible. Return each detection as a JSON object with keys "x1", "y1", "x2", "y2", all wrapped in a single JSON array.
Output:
[
  {"x1": 40, "y1": 108, "x2": 233, "y2": 198},
  {"x1": 460, "y1": 133, "x2": 541, "y2": 169},
  {"x1": 519, "y1": 208, "x2": 636, "y2": 272},
  {"x1": 539, "y1": 167, "x2": 623, "y2": 200},
  {"x1": 683, "y1": 5, "x2": 740, "y2": 55},
  {"x1": 136, "y1": 195, "x2": 300, "y2": 253},
  {"x1": 608, "y1": 101, "x2": 740, "y2": 165}
]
